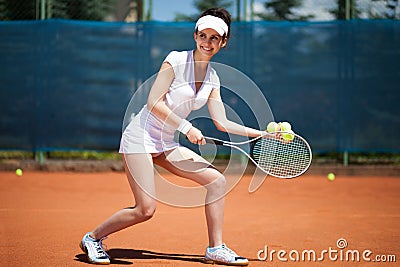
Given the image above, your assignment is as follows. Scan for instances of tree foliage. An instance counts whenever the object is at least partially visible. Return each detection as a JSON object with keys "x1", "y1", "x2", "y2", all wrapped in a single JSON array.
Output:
[
  {"x1": 370, "y1": 0, "x2": 399, "y2": 19},
  {"x1": 256, "y1": 0, "x2": 314, "y2": 21},
  {"x1": 329, "y1": 0, "x2": 360, "y2": 20},
  {"x1": 174, "y1": 0, "x2": 233, "y2": 22},
  {"x1": 329, "y1": 0, "x2": 400, "y2": 20},
  {"x1": 0, "y1": 0, "x2": 37, "y2": 20},
  {"x1": 0, "y1": 0, "x2": 116, "y2": 21}
]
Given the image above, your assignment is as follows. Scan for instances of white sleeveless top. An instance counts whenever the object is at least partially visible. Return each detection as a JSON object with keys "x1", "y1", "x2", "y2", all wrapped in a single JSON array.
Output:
[{"x1": 119, "y1": 50, "x2": 220, "y2": 154}]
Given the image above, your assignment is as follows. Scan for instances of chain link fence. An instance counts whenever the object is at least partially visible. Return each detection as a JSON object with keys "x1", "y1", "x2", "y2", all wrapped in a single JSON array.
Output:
[
  {"x1": 252, "y1": 0, "x2": 400, "y2": 21},
  {"x1": 0, "y1": 0, "x2": 398, "y2": 22},
  {"x1": 0, "y1": 0, "x2": 138, "y2": 21},
  {"x1": 359, "y1": 0, "x2": 400, "y2": 19}
]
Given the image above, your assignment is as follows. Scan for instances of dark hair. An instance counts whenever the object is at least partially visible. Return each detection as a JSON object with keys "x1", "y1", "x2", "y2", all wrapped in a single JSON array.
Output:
[{"x1": 198, "y1": 7, "x2": 232, "y2": 40}]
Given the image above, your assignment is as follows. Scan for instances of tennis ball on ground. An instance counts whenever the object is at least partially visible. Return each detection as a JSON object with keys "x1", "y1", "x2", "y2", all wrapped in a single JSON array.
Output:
[
  {"x1": 278, "y1": 121, "x2": 292, "y2": 131},
  {"x1": 15, "y1": 168, "x2": 23, "y2": 176},
  {"x1": 267, "y1": 122, "x2": 281, "y2": 133},
  {"x1": 327, "y1": 173, "x2": 335, "y2": 181},
  {"x1": 281, "y1": 129, "x2": 295, "y2": 142}
]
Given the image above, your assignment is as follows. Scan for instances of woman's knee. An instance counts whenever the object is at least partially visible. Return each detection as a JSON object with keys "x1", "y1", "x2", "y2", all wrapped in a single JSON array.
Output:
[
  {"x1": 208, "y1": 173, "x2": 226, "y2": 191},
  {"x1": 137, "y1": 202, "x2": 156, "y2": 220},
  {"x1": 126, "y1": 201, "x2": 156, "y2": 222}
]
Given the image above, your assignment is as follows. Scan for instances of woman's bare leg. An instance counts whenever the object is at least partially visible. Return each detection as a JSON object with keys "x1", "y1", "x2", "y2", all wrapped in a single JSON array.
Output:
[
  {"x1": 91, "y1": 153, "x2": 156, "y2": 240},
  {"x1": 153, "y1": 147, "x2": 226, "y2": 247}
]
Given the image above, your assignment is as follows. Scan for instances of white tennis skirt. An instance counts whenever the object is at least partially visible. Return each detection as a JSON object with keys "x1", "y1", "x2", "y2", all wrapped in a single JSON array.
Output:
[{"x1": 119, "y1": 106, "x2": 180, "y2": 154}]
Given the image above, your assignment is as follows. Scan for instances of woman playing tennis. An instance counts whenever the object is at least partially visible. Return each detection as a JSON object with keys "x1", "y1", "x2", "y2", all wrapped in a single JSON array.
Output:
[{"x1": 80, "y1": 7, "x2": 268, "y2": 266}]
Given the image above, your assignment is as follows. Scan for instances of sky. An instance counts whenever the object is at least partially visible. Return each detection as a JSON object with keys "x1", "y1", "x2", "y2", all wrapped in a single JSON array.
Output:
[{"x1": 152, "y1": 0, "x2": 196, "y2": 21}]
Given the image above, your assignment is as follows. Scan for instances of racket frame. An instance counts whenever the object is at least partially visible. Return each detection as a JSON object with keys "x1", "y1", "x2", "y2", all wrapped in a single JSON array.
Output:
[{"x1": 203, "y1": 131, "x2": 312, "y2": 178}]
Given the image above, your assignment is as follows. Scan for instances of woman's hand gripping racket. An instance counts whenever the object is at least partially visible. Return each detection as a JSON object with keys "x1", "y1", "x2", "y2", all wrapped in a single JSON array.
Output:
[{"x1": 204, "y1": 131, "x2": 312, "y2": 179}]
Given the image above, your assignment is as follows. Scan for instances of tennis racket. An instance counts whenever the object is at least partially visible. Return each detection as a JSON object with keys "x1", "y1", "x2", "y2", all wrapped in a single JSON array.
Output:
[{"x1": 204, "y1": 131, "x2": 312, "y2": 178}]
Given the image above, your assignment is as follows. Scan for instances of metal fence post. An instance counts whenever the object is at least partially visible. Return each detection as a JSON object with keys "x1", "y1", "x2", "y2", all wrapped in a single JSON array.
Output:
[
  {"x1": 40, "y1": 0, "x2": 46, "y2": 20},
  {"x1": 345, "y1": 0, "x2": 351, "y2": 20},
  {"x1": 39, "y1": 1, "x2": 46, "y2": 163},
  {"x1": 343, "y1": 151, "x2": 349, "y2": 166}
]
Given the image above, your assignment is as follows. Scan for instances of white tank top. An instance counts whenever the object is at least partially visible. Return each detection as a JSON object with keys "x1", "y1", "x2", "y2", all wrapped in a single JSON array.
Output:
[{"x1": 119, "y1": 50, "x2": 220, "y2": 154}]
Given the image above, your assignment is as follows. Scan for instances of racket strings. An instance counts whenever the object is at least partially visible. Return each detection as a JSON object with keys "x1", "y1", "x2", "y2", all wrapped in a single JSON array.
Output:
[{"x1": 252, "y1": 136, "x2": 311, "y2": 178}]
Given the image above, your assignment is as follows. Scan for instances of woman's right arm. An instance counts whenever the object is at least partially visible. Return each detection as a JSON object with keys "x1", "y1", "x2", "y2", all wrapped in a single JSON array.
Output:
[
  {"x1": 146, "y1": 62, "x2": 181, "y2": 127},
  {"x1": 147, "y1": 62, "x2": 205, "y2": 144}
]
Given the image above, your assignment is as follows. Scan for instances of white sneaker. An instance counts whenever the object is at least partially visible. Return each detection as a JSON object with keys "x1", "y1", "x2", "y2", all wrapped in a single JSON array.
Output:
[
  {"x1": 80, "y1": 232, "x2": 110, "y2": 265},
  {"x1": 205, "y1": 243, "x2": 249, "y2": 266}
]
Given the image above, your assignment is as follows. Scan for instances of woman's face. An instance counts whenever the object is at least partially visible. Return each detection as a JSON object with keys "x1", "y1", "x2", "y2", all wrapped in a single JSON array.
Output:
[{"x1": 194, "y1": 28, "x2": 227, "y2": 58}]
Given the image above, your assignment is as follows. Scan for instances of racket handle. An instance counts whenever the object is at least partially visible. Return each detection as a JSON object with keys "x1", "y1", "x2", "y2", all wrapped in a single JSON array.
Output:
[
  {"x1": 182, "y1": 133, "x2": 224, "y2": 146},
  {"x1": 204, "y1": 137, "x2": 224, "y2": 146}
]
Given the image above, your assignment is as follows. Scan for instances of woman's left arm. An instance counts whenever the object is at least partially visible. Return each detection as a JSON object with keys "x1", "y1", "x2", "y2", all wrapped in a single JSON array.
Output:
[{"x1": 208, "y1": 88, "x2": 266, "y2": 138}]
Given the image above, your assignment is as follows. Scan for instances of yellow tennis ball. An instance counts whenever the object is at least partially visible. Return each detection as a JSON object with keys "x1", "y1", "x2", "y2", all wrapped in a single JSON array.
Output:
[
  {"x1": 15, "y1": 168, "x2": 23, "y2": 176},
  {"x1": 266, "y1": 122, "x2": 280, "y2": 133},
  {"x1": 281, "y1": 129, "x2": 295, "y2": 142},
  {"x1": 278, "y1": 121, "x2": 292, "y2": 131},
  {"x1": 327, "y1": 173, "x2": 335, "y2": 181}
]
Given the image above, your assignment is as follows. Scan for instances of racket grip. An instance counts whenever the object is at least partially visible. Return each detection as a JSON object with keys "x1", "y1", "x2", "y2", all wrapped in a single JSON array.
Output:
[{"x1": 204, "y1": 137, "x2": 224, "y2": 146}]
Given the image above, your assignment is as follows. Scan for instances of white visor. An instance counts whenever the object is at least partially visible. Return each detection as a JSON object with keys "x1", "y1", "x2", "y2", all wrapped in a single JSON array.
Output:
[{"x1": 195, "y1": 15, "x2": 228, "y2": 37}]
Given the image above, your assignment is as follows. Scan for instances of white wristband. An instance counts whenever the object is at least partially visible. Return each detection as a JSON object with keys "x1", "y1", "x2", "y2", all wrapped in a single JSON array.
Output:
[{"x1": 177, "y1": 119, "x2": 192, "y2": 134}]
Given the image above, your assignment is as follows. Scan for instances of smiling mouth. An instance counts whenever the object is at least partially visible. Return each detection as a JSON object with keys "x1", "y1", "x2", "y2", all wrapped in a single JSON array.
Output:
[{"x1": 201, "y1": 46, "x2": 213, "y2": 52}]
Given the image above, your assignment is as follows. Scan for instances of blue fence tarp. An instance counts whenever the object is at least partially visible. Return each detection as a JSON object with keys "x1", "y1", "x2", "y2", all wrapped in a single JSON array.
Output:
[{"x1": 0, "y1": 19, "x2": 399, "y2": 153}]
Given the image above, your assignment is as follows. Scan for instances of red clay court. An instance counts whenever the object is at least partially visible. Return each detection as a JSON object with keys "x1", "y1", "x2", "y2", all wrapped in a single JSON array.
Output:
[{"x1": 1, "y1": 170, "x2": 399, "y2": 266}]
